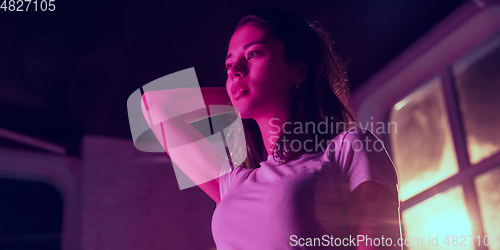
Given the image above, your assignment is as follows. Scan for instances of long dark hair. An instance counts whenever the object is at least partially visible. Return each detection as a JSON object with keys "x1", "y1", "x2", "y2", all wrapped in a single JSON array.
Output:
[{"x1": 229, "y1": 7, "x2": 356, "y2": 169}]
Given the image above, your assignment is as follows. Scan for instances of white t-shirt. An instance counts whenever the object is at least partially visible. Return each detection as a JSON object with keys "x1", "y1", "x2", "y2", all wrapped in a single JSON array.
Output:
[{"x1": 212, "y1": 128, "x2": 399, "y2": 249}]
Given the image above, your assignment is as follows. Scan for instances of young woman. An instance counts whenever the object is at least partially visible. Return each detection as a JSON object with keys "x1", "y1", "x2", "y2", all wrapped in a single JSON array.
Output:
[{"x1": 142, "y1": 7, "x2": 401, "y2": 250}]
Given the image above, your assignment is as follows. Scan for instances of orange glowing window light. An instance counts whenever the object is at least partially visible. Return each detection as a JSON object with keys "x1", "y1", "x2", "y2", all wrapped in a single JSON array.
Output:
[{"x1": 390, "y1": 77, "x2": 459, "y2": 202}]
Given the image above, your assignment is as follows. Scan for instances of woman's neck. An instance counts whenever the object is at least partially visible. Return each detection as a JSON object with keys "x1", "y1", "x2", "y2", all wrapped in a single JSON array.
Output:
[{"x1": 254, "y1": 112, "x2": 287, "y2": 156}]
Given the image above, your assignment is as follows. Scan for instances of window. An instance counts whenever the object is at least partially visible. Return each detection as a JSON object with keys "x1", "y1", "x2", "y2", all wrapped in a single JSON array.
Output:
[
  {"x1": 352, "y1": 3, "x2": 500, "y2": 249},
  {"x1": 0, "y1": 147, "x2": 80, "y2": 250},
  {"x1": 453, "y1": 34, "x2": 500, "y2": 165},
  {"x1": 0, "y1": 178, "x2": 63, "y2": 250},
  {"x1": 475, "y1": 167, "x2": 500, "y2": 250},
  {"x1": 390, "y1": 77, "x2": 458, "y2": 201},
  {"x1": 388, "y1": 15, "x2": 500, "y2": 250}
]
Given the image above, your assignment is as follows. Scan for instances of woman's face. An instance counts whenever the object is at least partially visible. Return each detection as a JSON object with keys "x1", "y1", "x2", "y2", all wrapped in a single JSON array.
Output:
[{"x1": 225, "y1": 22, "x2": 299, "y2": 120}]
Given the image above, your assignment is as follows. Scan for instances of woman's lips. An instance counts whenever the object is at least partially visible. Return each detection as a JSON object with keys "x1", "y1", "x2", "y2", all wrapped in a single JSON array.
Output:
[{"x1": 231, "y1": 83, "x2": 249, "y2": 100}]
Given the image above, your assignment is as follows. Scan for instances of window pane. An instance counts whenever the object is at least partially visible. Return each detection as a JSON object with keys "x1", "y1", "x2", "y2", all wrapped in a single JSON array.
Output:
[
  {"x1": 0, "y1": 177, "x2": 63, "y2": 250},
  {"x1": 474, "y1": 166, "x2": 500, "y2": 250},
  {"x1": 390, "y1": 77, "x2": 459, "y2": 201},
  {"x1": 402, "y1": 186, "x2": 473, "y2": 250},
  {"x1": 453, "y1": 33, "x2": 500, "y2": 164}
]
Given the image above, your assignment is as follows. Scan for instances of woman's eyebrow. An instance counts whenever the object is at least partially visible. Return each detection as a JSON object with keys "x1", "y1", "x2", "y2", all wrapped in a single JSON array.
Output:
[{"x1": 225, "y1": 40, "x2": 266, "y2": 61}]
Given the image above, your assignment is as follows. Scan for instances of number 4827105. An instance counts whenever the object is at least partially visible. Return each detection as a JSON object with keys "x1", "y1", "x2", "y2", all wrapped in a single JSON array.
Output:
[{"x1": 1, "y1": 0, "x2": 55, "y2": 11}]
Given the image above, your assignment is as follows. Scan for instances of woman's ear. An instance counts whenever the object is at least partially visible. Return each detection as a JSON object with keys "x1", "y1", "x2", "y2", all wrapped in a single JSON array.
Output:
[{"x1": 291, "y1": 60, "x2": 307, "y2": 85}]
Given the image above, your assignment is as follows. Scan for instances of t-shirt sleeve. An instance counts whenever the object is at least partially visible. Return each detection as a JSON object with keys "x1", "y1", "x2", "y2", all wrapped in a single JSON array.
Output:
[
  {"x1": 218, "y1": 160, "x2": 253, "y2": 202},
  {"x1": 329, "y1": 129, "x2": 399, "y2": 201},
  {"x1": 218, "y1": 159, "x2": 235, "y2": 201}
]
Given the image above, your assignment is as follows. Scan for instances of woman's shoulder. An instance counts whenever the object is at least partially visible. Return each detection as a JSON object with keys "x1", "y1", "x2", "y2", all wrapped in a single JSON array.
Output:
[
  {"x1": 328, "y1": 128, "x2": 381, "y2": 147},
  {"x1": 333, "y1": 128, "x2": 379, "y2": 140},
  {"x1": 324, "y1": 128, "x2": 388, "y2": 160}
]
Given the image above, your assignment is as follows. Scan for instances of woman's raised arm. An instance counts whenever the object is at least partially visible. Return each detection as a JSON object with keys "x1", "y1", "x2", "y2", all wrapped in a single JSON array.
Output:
[{"x1": 141, "y1": 87, "x2": 239, "y2": 203}]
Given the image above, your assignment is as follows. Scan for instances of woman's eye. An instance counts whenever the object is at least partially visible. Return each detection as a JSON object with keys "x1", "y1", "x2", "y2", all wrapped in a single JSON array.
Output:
[
  {"x1": 226, "y1": 64, "x2": 232, "y2": 70},
  {"x1": 247, "y1": 51, "x2": 260, "y2": 60}
]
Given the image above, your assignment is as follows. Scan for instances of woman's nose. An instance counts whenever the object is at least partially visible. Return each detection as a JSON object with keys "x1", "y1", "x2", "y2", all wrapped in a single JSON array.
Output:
[{"x1": 228, "y1": 58, "x2": 247, "y2": 79}]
